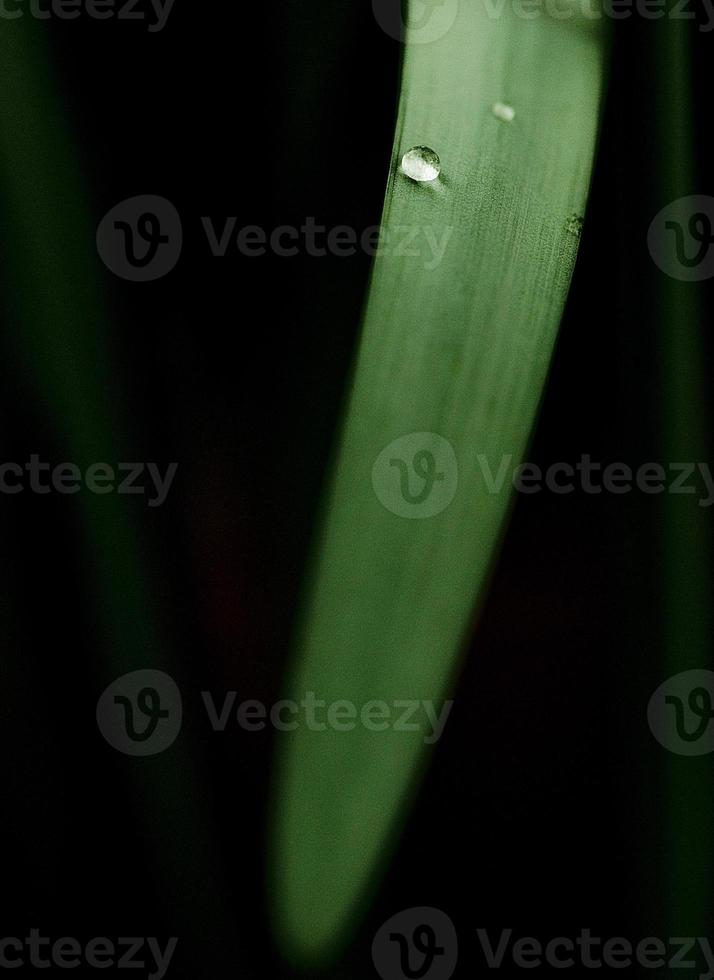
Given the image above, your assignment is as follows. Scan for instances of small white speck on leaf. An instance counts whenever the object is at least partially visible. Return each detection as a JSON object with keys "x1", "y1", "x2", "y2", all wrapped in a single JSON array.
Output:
[{"x1": 492, "y1": 102, "x2": 516, "y2": 122}]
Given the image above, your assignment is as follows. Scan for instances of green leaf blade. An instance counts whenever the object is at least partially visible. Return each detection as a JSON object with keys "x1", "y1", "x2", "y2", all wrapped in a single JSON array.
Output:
[{"x1": 271, "y1": 4, "x2": 608, "y2": 967}]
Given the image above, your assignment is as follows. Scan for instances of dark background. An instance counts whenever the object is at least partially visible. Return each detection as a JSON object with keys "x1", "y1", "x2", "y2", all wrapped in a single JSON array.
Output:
[{"x1": 0, "y1": 2, "x2": 712, "y2": 977}]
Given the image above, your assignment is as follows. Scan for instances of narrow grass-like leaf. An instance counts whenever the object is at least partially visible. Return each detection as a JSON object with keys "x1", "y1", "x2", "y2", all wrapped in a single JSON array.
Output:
[
  {"x1": 652, "y1": 13, "x2": 714, "y2": 944},
  {"x1": 0, "y1": 21, "x2": 232, "y2": 966},
  {"x1": 271, "y1": 1, "x2": 608, "y2": 966}
]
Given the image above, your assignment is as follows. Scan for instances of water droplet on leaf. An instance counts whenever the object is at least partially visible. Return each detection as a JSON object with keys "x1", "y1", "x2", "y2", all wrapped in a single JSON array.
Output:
[{"x1": 401, "y1": 146, "x2": 441, "y2": 183}]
